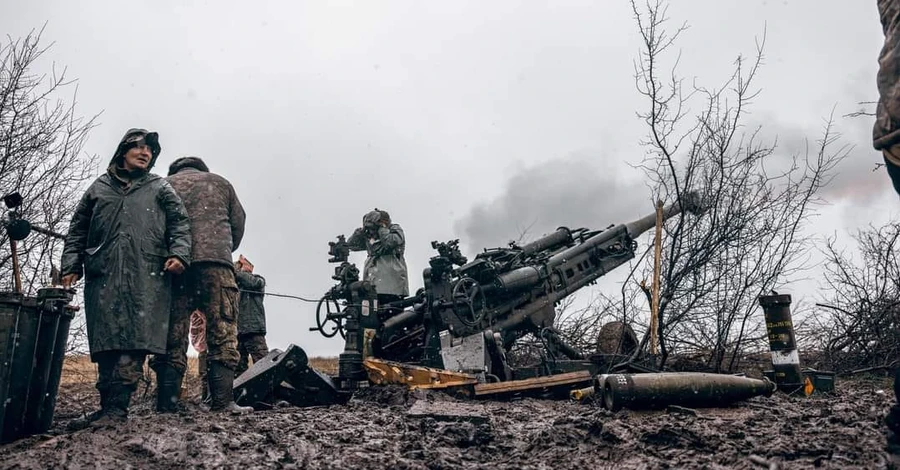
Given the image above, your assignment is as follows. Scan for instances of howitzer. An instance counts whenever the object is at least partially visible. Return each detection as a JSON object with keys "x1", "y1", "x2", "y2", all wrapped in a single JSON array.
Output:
[
  {"x1": 235, "y1": 193, "x2": 707, "y2": 408},
  {"x1": 312, "y1": 192, "x2": 704, "y2": 388}
]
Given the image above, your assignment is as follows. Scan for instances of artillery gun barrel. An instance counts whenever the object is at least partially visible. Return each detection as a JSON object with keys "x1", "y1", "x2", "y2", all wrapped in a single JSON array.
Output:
[
  {"x1": 547, "y1": 198, "x2": 689, "y2": 271},
  {"x1": 518, "y1": 227, "x2": 573, "y2": 257},
  {"x1": 493, "y1": 198, "x2": 691, "y2": 294},
  {"x1": 623, "y1": 199, "x2": 690, "y2": 242},
  {"x1": 382, "y1": 309, "x2": 422, "y2": 333},
  {"x1": 492, "y1": 195, "x2": 700, "y2": 333}
]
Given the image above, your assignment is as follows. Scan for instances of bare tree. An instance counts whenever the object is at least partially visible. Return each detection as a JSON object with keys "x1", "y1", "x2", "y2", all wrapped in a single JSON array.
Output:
[
  {"x1": 626, "y1": 0, "x2": 845, "y2": 372},
  {"x1": 815, "y1": 223, "x2": 900, "y2": 374},
  {"x1": 0, "y1": 26, "x2": 98, "y2": 295}
]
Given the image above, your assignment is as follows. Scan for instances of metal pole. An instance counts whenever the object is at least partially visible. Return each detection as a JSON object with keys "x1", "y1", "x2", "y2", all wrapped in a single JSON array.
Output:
[
  {"x1": 650, "y1": 200, "x2": 663, "y2": 355},
  {"x1": 10, "y1": 239, "x2": 21, "y2": 294}
]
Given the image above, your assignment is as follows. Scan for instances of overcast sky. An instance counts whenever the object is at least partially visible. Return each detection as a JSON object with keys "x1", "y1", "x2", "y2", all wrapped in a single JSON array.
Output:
[{"x1": 2, "y1": 1, "x2": 894, "y2": 356}]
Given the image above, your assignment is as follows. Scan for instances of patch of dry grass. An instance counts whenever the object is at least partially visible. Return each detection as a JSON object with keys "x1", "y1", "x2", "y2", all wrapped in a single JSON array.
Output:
[
  {"x1": 61, "y1": 354, "x2": 339, "y2": 384},
  {"x1": 61, "y1": 354, "x2": 97, "y2": 384},
  {"x1": 309, "y1": 356, "x2": 339, "y2": 375}
]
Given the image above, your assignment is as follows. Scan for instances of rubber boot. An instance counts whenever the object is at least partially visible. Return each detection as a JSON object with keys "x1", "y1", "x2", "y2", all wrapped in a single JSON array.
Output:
[
  {"x1": 208, "y1": 361, "x2": 253, "y2": 414},
  {"x1": 94, "y1": 384, "x2": 131, "y2": 425},
  {"x1": 155, "y1": 365, "x2": 184, "y2": 413},
  {"x1": 66, "y1": 387, "x2": 110, "y2": 431},
  {"x1": 887, "y1": 405, "x2": 900, "y2": 436},
  {"x1": 894, "y1": 368, "x2": 900, "y2": 404},
  {"x1": 888, "y1": 370, "x2": 900, "y2": 437},
  {"x1": 199, "y1": 353, "x2": 210, "y2": 404}
]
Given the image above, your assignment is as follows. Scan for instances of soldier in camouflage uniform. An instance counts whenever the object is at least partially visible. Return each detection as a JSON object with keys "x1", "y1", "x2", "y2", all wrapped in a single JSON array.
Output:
[
  {"x1": 196, "y1": 256, "x2": 269, "y2": 394},
  {"x1": 876, "y1": 0, "x2": 900, "y2": 435},
  {"x1": 234, "y1": 255, "x2": 269, "y2": 376},
  {"x1": 347, "y1": 209, "x2": 409, "y2": 310},
  {"x1": 877, "y1": 0, "x2": 900, "y2": 195},
  {"x1": 149, "y1": 156, "x2": 252, "y2": 414},
  {"x1": 61, "y1": 129, "x2": 191, "y2": 428}
]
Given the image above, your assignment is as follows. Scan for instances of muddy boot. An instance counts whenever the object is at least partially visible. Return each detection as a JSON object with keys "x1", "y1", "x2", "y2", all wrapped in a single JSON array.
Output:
[
  {"x1": 199, "y1": 354, "x2": 210, "y2": 403},
  {"x1": 91, "y1": 385, "x2": 130, "y2": 427},
  {"x1": 155, "y1": 365, "x2": 184, "y2": 413},
  {"x1": 66, "y1": 387, "x2": 110, "y2": 431},
  {"x1": 888, "y1": 404, "x2": 900, "y2": 436},
  {"x1": 208, "y1": 361, "x2": 253, "y2": 414}
]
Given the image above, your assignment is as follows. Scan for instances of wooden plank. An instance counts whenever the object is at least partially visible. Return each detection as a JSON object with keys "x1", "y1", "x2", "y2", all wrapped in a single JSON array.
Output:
[
  {"x1": 651, "y1": 199, "x2": 663, "y2": 355},
  {"x1": 473, "y1": 370, "x2": 592, "y2": 396},
  {"x1": 363, "y1": 358, "x2": 478, "y2": 390}
]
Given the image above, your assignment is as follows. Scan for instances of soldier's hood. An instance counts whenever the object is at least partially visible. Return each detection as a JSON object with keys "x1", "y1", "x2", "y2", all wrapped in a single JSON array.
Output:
[
  {"x1": 109, "y1": 128, "x2": 161, "y2": 169},
  {"x1": 168, "y1": 156, "x2": 209, "y2": 176}
]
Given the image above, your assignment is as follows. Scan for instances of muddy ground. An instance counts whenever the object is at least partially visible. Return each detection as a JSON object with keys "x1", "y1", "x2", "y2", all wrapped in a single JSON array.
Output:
[{"x1": 2, "y1": 374, "x2": 899, "y2": 469}]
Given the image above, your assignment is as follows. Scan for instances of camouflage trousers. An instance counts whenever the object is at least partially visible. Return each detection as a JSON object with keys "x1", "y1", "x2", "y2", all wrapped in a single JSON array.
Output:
[
  {"x1": 237, "y1": 333, "x2": 269, "y2": 377},
  {"x1": 198, "y1": 334, "x2": 269, "y2": 383},
  {"x1": 150, "y1": 263, "x2": 240, "y2": 374},
  {"x1": 94, "y1": 350, "x2": 146, "y2": 393}
]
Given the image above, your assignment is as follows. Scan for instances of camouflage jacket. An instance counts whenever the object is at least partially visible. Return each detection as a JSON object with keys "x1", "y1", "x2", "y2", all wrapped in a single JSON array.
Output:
[
  {"x1": 347, "y1": 223, "x2": 409, "y2": 297},
  {"x1": 875, "y1": 0, "x2": 900, "y2": 151},
  {"x1": 235, "y1": 271, "x2": 266, "y2": 335},
  {"x1": 167, "y1": 157, "x2": 246, "y2": 267},
  {"x1": 61, "y1": 129, "x2": 192, "y2": 357}
]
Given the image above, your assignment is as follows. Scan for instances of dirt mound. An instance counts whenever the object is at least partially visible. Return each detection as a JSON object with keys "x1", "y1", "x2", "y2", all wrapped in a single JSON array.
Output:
[{"x1": 1, "y1": 377, "x2": 898, "y2": 469}]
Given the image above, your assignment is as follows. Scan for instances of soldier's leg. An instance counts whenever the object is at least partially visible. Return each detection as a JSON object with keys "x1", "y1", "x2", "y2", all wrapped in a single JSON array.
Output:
[
  {"x1": 245, "y1": 334, "x2": 270, "y2": 364},
  {"x1": 888, "y1": 367, "x2": 900, "y2": 435},
  {"x1": 886, "y1": 152, "x2": 900, "y2": 435},
  {"x1": 108, "y1": 351, "x2": 147, "y2": 417},
  {"x1": 149, "y1": 270, "x2": 194, "y2": 412},
  {"x1": 68, "y1": 352, "x2": 117, "y2": 430},
  {"x1": 199, "y1": 350, "x2": 209, "y2": 403},
  {"x1": 236, "y1": 335, "x2": 250, "y2": 377},
  {"x1": 95, "y1": 352, "x2": 114, "y2": 410},
  {"x1": 68, "y1": 351, "x2": 143, "y2": 429},
  {"x1": 198, "y1": 265, "x2": 250, "y2": 413}
]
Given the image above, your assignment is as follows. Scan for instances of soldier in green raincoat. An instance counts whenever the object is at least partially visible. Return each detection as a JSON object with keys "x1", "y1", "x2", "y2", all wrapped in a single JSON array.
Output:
[{"x1": 60, "y1": 129, "x2": 191, "y2": 428}]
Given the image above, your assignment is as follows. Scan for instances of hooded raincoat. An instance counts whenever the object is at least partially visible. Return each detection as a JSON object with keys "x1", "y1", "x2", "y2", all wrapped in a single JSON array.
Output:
[
  {"x1": 347, "y1": 211, "x2": 409, "y2": 297},
  {"x1": 235, "y1": 271, "x2": 267, "y2": 335},
  {"x1": 61, "y1": 129, "x2": 192, "y2": 358}
]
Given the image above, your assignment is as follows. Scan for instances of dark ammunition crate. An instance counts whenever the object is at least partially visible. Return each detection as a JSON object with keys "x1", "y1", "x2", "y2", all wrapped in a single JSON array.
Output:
[{"x1": 763, "y1": 368, "x2": 835, "y2": 394}]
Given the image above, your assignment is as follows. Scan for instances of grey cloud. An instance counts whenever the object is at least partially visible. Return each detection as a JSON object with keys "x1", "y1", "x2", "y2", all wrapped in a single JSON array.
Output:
[
  {"x1": 454, "y1": 150, "x2": 650, "y2": 254},
  {"x1": 0, "y1": 0, "x2": 886, "y2": 356},
  {"x1": 750, "y1": 83, "x2": 890, "y2": 207}
]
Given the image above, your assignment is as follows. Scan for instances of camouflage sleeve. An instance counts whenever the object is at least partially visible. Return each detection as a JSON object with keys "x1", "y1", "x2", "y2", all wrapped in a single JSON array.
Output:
[
  {"x1": 370, "y1": 225, "x2": 404, "y2": 256},
  {"x1": 60, "y1": 187, "x2": 95, "y2": 277},
  {"x1": 346, "y1": 227, "x2": 368, "y2": 251},
  {"x1": 236, "y1": 271, "x2": 266, "y2": 291},
  {"x1": 229, "y1": 184, "x2": 246, "y2": 251},
  {"x1": 159, "y1": 180, "x2": 192, "y2": 266},
  {"x1": 875, "y1": 0, "x2": 900, "y2": 150}
]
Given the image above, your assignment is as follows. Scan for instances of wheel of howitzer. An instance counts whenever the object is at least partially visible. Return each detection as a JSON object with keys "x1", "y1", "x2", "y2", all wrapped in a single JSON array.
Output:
[
  {"x1": 315, "y1": 296, "x2": 345, "y2": 339},
  {"x1": 596, "y1": 321, "x2": 639, "y2": 355},
  {"x1": 451, "y1": 277, "x2": 486, "y2": 327}
]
